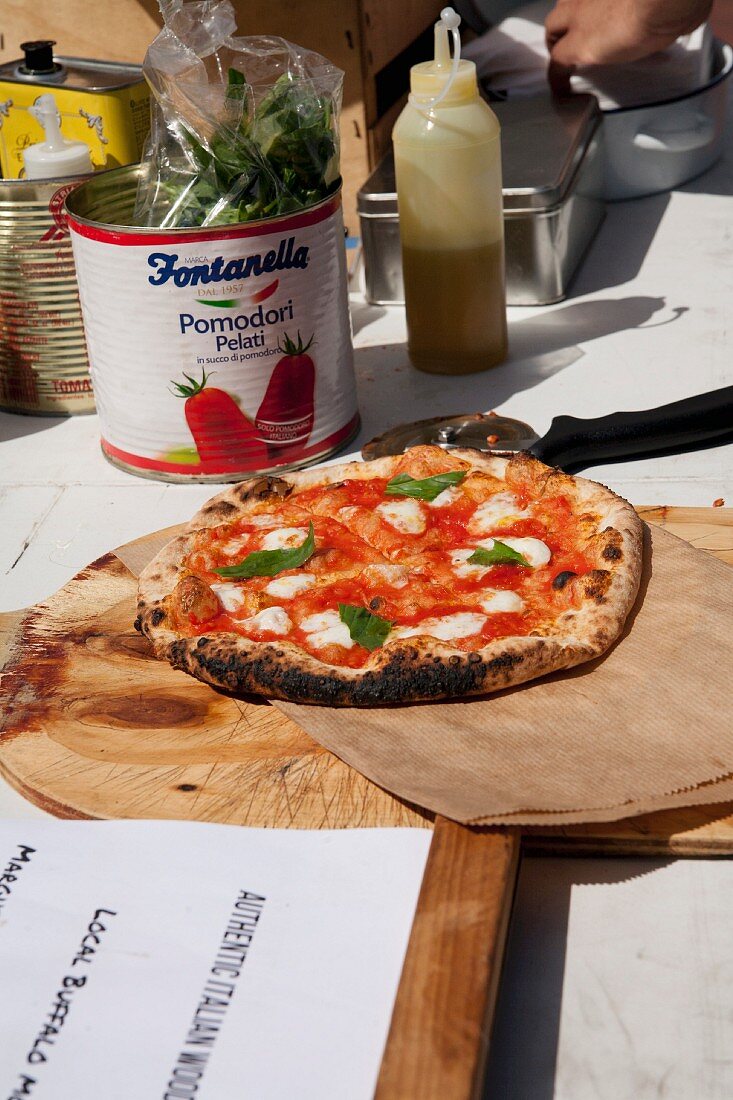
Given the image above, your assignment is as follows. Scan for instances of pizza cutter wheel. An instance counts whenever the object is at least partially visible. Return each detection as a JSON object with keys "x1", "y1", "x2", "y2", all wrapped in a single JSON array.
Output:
[{"x1": 361, "y1": 386, "x2": 733, "y2": 473}]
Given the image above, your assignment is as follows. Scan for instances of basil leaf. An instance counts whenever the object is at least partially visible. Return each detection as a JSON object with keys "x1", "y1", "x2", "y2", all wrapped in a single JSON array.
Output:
[
  {"x1": 384, "y1": 470, "x2": 466, "y2": 502},
  {"x1": 152, "y1": 72, "x2": 339, "y2": 228},
  {"x1": 214, "y1": 522, "x2": 315, "y2": 579},
  {"x1": 338, "y1": 604, "x2": 392, "y2": 651},
  {"x1": 468, "y1": 540, "x2": 532, "y2": 568}
]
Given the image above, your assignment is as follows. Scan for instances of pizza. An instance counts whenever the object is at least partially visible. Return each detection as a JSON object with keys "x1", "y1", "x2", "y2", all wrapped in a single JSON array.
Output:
[{"x1": 136, "y1": 446, "x2": 643, "y2": 706}]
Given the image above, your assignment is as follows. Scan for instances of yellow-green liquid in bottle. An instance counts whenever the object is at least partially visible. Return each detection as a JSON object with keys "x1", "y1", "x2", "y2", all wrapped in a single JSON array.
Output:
[
  {"x1": 402, "y1": 240, "x2": 507, "y2": 374},
  {"x1": 393, "y1": 20, "x2": 507, "y2": 375}
]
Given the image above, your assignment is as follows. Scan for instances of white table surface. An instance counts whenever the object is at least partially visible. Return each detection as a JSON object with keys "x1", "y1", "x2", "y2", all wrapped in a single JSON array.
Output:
[{"x1": 3, "y1": 107, "x2": 733, "y2": 1096}]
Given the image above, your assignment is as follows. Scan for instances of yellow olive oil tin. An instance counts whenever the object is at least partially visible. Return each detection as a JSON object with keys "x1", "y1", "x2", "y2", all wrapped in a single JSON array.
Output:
[{"x1": 0, "y1": 43, "x2": 149, "y2": 179}]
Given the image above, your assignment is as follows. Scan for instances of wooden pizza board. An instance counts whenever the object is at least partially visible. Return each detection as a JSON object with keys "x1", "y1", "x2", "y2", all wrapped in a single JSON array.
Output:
[
  {"x1": 1, "y1": 505, "x2": 732, "y2": 852},
  {"x1": 1, "y1": 506, "x2": 731, "y2": 1100}
]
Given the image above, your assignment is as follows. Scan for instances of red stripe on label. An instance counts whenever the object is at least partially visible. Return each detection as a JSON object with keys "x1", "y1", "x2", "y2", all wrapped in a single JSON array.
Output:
[
  {"x1": 67, "y1": 195, "x2": 340, "y2": 246},
  {"x1": 101, "y1": 412, "x2": 360, "y2": 477}
]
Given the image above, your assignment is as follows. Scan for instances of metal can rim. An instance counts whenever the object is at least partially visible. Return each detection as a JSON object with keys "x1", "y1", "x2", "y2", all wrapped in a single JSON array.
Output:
[
  {"x1": 0, "y1": 54, "x2": 144, "y2": 92},
  {"x1": 65, "y1": 162, "x2": 343, "y2": 242}
]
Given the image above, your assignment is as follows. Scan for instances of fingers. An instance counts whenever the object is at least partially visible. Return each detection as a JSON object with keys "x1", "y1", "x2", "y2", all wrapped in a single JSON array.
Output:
[
  {"x1": 544, "y1": 2, "x2": 588, "y2": 71},
  {"x1": 543, "y1": 0, "x2": 703, "y2": 68},
  {"x1": 549, "y1": 27, "x2": 589, "y2": 68},
  {"x1": 545, "y1": 2, "x2": 571, "y2": 51},
  {"x1": 544, "y1": 2, "x2": 575, "y2": 96},
  {"x1": 545, "y1": 0, "x2": 603, "y2": 68},
  {"x1": 547, "y1": 59, "x2": 574, "y2": 96}
]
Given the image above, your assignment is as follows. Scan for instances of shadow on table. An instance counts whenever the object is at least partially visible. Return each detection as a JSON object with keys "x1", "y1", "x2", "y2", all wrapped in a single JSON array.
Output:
[
  {"x1": 482, "y1": 856, "x2": 674, "y2": 1100},
  {"x1": 352, "y1": 294, "x2": 679, "y2": 450},
  {"x1": 571, "y1": 193, "x2": 671, "y2": 297},
  {"x1": 673, "y1": 139, "x2": 733, "y2": 198},
  {"x1": 573, "y1": 137, "x2": 733, "y2": 300},
  {"x1": 351, "y1": 299, "x2": 387, "y2": 336},
  {"x1": 0, "y1": 411, "x2": 68, "y2": 443},
  {"x1": 507, "y1": 294, "x2": 672, "y2": 363}
]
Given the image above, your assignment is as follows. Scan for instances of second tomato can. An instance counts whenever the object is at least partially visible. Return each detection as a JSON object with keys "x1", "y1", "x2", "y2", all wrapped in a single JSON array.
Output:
[
  {"x1": 66, "y1": 165, "x2": 359, "y2": 481},
  {"x1": 0, "y1": 174, "x2": 95, "y2": 415}
]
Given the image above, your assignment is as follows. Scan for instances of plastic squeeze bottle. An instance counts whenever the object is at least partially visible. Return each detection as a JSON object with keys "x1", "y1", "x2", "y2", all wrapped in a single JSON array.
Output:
[
  {"x1": 393, "y1": 7, "x2": 507, "y2": 374},
  {"x1": 23, "y1": 93, "x2": 93, "y2": 179}
]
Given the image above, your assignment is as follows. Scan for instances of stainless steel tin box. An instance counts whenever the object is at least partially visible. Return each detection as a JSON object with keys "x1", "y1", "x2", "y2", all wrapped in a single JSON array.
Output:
[{"x1": 358, "y1": 93, "x2": 604, "y2": 307}]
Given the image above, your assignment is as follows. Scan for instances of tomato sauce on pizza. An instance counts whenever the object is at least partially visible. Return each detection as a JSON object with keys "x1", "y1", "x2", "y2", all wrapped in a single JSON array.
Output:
[{"x1": 173, "y1": 468, "x2": 593, "y2": 669}]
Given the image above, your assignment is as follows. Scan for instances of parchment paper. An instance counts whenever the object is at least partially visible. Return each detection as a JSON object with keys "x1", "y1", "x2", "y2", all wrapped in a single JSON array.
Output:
[{"x1": 119, "y1": 523, "x2": 733, "y2": 826}]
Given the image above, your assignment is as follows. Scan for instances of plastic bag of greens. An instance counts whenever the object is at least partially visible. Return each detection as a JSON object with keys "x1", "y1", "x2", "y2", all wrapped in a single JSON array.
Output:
[{"x1": 134, "y1": 0, "x2": 343, "y2": 228}]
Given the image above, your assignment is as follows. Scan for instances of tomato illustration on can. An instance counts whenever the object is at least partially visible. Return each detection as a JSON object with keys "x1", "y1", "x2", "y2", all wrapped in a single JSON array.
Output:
[
  {"x1": 256, "y1": 331, "x2": 315, "y2": 459},
  {"x1": 172, "y1": 369, "x2": 270, "y2": 473}
]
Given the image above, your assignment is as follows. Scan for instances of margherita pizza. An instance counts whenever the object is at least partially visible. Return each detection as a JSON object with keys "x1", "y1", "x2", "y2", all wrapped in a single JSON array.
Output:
[{"x1": 136, "y1": 446, "x2": 643, "y2": 705}]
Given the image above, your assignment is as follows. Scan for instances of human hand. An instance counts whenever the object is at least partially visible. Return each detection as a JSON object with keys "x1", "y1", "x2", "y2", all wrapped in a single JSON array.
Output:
[{"x1": 545, "y1": 0, "x2": 712, "y2": 89}]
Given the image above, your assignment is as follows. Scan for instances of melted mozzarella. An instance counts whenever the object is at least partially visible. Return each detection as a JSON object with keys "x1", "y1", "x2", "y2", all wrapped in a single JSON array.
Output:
[
  {"x1": 221, "y1": 537, "x2": 251, "y2": 558},
  {"x1": 478, "y1": 535, "x2": 551, "y2": 567},
  {"x1": 210, "y1": 582, "x2": 246, "y2": 612},
  {"x1": 427, "y1": 486, "x2": 459, "y2": 509},
  {"x1": 222, "y1": 518, "x2": 283, "y2": 556},
  {"x1": 301, "y1": 609, "x2": 354, "y2": 650},
  {"x1": 300, "y1": 610, "x2": 340, "y2": 633},
  {"x1": 450, "y1": 548, "x2": 491, "y2": 579},
  {"x1": 468, "y1": 492, "x2": 530, "y2": 535},
  {"x1": 394, "y1": 612, "x2": 487, "y2": 642},
  {"x1": 264, "y1": 573, "x2": 316, "y2": 599},
  {"x1": 242, "y1": 606, "x2": 292, "y2": 635},
  {"x1": 363, "y1": 563, "x2": 410, "y2": 589},
  {"x1": 260, "y1": 527, "x2": 308, "y2": 551},
  {"x1": 307, "y1": 624, "x2": 355, "y2": 650},
  {"x1": 376, "y1": 499, "x2": 426, "y2": 535},
  {"x1": 479, "y1": 589, "x2": 525, "y2": 614},
  {"x1": 245, "y1": 515, "x2": 282, "y2": 528}
]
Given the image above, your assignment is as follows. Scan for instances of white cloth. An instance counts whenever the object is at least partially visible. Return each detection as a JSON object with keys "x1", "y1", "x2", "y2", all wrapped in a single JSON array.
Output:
[{"x1": 463, "y1": 0, "x2": 714, "y2": 110}]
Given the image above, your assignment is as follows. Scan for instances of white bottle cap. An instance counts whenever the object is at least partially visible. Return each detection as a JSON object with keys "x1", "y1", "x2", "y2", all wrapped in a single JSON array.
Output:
[
  {"x1": 409, "y1": 7, "x2": 477, "y2": 107},
  {"x1": 23, "y1": 93, "x2": 93, "y2": 180}
]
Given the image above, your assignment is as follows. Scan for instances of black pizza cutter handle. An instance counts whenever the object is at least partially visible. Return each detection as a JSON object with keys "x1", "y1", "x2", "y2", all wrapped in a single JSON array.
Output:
[{"x1": 530, "y1": 385, "x2": 733, "y2": 472}]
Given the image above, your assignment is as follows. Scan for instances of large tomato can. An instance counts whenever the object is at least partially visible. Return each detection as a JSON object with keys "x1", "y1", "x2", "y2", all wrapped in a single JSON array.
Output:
[{"x1": 66, "y1": 165, "x2": 359, "y2": 482}]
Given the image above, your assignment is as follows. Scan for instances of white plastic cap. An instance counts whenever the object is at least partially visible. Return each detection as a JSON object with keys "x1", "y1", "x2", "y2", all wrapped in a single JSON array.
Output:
[
  {"x1": 24, "y1": 142, "x2": 93, "y2": 179},
  {"x1": 440, "y1": 7, "x2": 461, "y2": 31},
  {"x1": 23, "y1": 93, "x2": 93, "y2": 180},
  {"x1": 409, "y1": 7, "x2": 477, "y2": 107}
]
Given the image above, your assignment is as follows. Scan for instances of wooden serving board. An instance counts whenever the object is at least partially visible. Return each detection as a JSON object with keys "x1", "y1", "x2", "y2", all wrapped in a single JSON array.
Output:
[
  {"x1": 0, "y1": 547, "x2": 429, "y2": 829},
  {"x1": 1, "y1": 506, "x2": 731, "y2": 1100},
  {"x1": 1, "y1": 506, "x2": 731, "y2": 850}
]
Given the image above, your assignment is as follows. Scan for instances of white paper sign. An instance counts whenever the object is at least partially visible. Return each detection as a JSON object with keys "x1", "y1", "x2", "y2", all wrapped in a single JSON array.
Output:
[{"x1": 0, "y1": 821, "x2": 431, "y2": 1100}]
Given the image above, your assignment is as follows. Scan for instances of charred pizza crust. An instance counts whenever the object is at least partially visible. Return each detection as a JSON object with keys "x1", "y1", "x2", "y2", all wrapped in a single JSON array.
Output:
[{"x1": 136, "y1": 449, "x2": 643, "y2": 706}]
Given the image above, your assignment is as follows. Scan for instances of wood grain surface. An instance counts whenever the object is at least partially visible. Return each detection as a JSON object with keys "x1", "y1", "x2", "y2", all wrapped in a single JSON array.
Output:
[
  {"x1": 1, "y1": 507, "x2": 732, "y2": 848},
  {"x1": 0, "y1": 551, "x2": 429, "y2": 828},
  {"x1": 375, "y1": 821, "x2": 521, "y2": 1100}
]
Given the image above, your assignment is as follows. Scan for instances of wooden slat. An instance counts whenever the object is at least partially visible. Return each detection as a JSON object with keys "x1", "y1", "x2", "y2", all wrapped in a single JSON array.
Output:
[
  {"x1": 367, "y1": 97, "x2": 405, "y2": 168},
  {"x1": 360, "y1": 0, "x2": 442, "y2": 89},
  {"x1": 375, "y1": 820, "x2": 521, "y2": 1100},
  {"x1": 525, "y1": 803, "x2": 733, "y2": 857},
  {"x1": 0, "y1": 0, "x2": 160, "y2": 65}
]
